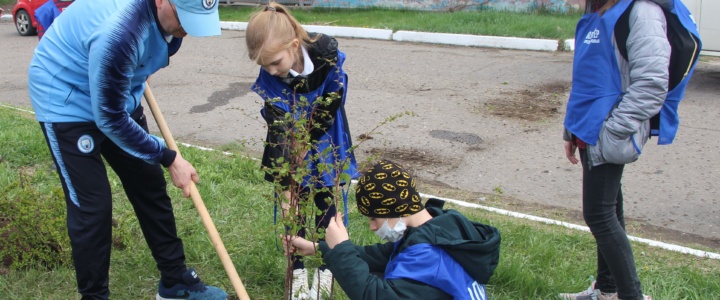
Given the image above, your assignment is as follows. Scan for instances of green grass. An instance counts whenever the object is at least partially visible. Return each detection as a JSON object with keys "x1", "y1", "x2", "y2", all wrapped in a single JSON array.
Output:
[
  {"x1": 219, "y1": 6, "x2": 580, "y2": 39},
  {"x1": 1, "y1": 105, "x2": 719, "y2": 299}
]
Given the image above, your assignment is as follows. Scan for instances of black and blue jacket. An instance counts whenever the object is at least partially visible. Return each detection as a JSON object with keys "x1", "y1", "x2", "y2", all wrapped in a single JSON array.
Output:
[{"x1": 319, "y1": 199, "x2": 501, "y2": 299}]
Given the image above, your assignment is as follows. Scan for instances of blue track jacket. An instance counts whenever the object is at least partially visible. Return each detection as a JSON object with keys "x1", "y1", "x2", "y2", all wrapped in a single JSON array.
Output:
[{"x1": 28, "y1": 0, "x2": 182, "y2": 165}]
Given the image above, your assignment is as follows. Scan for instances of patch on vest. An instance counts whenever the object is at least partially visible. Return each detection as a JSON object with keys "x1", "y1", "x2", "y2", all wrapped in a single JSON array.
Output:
[{"x1": 584, "y1": 29, "x2": 600, "y2": 44}]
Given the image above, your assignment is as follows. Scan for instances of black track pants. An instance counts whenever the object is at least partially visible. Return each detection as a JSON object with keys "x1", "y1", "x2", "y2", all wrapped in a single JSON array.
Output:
[{"x1": 40, "y1": 107, "x2": 186, "y2": 299}]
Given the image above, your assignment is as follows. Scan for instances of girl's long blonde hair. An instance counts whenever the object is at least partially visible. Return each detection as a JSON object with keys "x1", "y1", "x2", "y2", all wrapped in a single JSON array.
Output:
[{"x1": 245, "y1": 2, "x2": 316, "y2": 65}]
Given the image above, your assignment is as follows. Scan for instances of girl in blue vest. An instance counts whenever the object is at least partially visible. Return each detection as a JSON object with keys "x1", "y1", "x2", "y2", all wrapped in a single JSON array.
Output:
[
  {"x1": 562, "y1": 0, "x2": 700, "y2": 299},
  {"x1": 245, "y1": 3, "x2": 358, "y2": 299},
  {"x1": 283, "y1": 160, "x2": 501, "y2": 300}
]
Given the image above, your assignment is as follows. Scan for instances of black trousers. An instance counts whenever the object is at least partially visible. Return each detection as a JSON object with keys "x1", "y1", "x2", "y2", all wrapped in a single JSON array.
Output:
[
  {"x1": 580, "y1": 149, "x2": 644, "y2": 300},
  {"x1": 40, "y1": 107, "x2": 186, "y2": 299}
]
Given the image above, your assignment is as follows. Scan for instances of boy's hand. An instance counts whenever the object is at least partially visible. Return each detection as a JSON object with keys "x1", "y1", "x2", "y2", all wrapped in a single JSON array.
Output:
[
  {"x1": 325, "y1": 215, "x2": 349, "y2": 249},
  {"x1": 282, "y1": 235, "x2": 317, "y2": 256}
]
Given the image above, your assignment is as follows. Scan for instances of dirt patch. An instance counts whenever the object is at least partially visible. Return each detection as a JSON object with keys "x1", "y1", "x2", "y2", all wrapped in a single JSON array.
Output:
[
  {"x1": 365, "y1": 147, "x2": 445, "y2": 170},
  {"x1": 484, "y1": 81, "x2": 569, "y2": 121},
  {"x1": 363, "y1": 147, "x2": 460, "y2": 176}
]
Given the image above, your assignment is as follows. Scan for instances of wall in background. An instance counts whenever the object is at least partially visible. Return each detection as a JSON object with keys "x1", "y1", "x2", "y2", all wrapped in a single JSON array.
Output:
[{"x1": 311, "y1": 0, "x2": 585, "y2": 13}]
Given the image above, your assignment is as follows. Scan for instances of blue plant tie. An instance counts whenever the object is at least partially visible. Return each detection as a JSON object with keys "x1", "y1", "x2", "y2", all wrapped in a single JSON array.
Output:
[
  {"x1": 342, "y1": 184, "x2": 349, "y2": 226},
  {"x1": 273, "y1": 192, "x2": 281, "y2": 252}
]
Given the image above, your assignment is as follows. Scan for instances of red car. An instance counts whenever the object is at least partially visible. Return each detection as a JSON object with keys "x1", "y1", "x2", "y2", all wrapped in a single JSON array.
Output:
[{"x1": 12, "y1": 0, "x2": 73, "y2": 36}]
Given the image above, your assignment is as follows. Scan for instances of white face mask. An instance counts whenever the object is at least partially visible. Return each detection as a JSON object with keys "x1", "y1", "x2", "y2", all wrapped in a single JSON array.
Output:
[{"x1": 375, "y1": 218, "x2": 407, "y2": 242}]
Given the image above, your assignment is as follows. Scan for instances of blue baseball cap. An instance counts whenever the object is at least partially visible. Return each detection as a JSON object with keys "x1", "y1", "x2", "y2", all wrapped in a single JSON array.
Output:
[{"x1": 171, "y1": 0, "x2": 220, "y2": 37}]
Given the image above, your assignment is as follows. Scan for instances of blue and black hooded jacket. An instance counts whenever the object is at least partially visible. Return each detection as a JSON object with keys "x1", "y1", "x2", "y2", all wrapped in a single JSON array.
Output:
[{"x1": 318, "y1": 199, "x2": 501, "y2": 299}]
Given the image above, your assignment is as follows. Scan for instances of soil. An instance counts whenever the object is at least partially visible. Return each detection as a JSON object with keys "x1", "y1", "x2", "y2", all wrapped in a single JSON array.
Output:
[{"x1": 486, "y1": 81, "x2": 567, "y2": 121}]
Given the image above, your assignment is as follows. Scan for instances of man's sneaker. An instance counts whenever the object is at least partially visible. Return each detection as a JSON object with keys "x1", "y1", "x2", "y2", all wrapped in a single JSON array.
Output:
[
  {"x1": 156, "y1": 268, "x2": 228, "y2": 300},
  {"x1": 291, "y1": 268, "x2": 310, "y2": 300},
  {"x1": 308, "y1": 269, "x2": 333, "y2": 300}
]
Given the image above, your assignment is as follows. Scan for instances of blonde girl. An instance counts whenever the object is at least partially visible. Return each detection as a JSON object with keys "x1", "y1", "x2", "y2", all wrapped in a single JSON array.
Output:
[{"x1": 246, "y1": 3, "x2": 358, "y2": 299}]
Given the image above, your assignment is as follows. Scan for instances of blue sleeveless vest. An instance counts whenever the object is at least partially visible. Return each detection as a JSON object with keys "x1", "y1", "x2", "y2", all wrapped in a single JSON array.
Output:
[
  {"x1": 252, "y1": 50, "x2": 358, "y2": 187},
  {"x1": 385, "y1": 243, "x2": 486, "y2": 300},
  {"x1": 564, "y1": 0, "x2": 700, "y2": 145},
  {"x1": 35, "y1": 0, "x2": 61, "y2": 33}
]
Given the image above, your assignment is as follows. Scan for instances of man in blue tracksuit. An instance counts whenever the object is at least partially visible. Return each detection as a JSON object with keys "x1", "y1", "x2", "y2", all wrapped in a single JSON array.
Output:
[
  {"x1": 28, "y1": 0, "x2": 227, "y2": 299},
  {"x1": 283, "y1": 160, "x2": 501, "y2": 299}
]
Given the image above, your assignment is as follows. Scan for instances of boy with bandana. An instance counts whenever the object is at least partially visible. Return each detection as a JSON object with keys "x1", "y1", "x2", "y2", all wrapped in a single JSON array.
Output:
[{"x1": 283, "y1": 160, "x2": 501, "y2": 300}]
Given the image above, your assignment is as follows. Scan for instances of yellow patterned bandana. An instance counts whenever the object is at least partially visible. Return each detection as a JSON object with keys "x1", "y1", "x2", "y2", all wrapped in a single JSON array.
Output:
[{"x1": 356, "y1": 160, "x2": 423, "y2": 218}]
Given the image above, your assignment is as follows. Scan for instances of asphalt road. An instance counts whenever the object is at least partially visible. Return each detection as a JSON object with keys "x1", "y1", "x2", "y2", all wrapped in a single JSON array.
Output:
[{"x1": 2, "y1": 21, "x2": 719, "y2": 248}]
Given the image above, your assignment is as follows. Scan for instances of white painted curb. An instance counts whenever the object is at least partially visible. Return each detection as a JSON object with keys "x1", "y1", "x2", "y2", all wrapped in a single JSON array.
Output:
[
  {"x1": 303, "y1": 25, "x2": 393, "y2": 40},
  {"x1": 1, "y1": 14, "x2": 12, "y2": 20},
  {"x1": 220, "y1": 21, "x2": 565, "y2": 52},
  {"x1": 393, "y1": 30, "x2": 560, "y2": 51},
  {"x1": 220, "y1": 21, "x2": 247, "y2": 31},
  {"x1": 565, "y1": 38, "x2": 575, "y2": 51},
  {"x1": 221, "y1": 21, "x2": 393, "y2": 40}
]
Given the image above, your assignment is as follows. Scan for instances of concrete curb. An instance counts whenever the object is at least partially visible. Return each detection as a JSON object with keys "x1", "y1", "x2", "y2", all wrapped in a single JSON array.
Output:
[
  {"x1": 221, "y1": 21, "x2": 567, "y2": 52},
  {"x1": 394, "y1": 30, "x2": 560, "y2": 51},
  {"x1": 565, "y1": 39, "x2": 576, "y2": 51},
  {"x1": 303, "y1": 25, "x2": 393, "y2": 40},
  {"x1": 221, "y1": 22, "x2": 393, "y2": 41},
  {"x1": 1, "y1": 14, "x2": 12, "y2": 20}
]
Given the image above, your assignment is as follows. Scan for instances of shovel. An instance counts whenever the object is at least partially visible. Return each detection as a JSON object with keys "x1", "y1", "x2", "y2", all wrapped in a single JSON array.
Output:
[{"x1": 144, "y1": 83, "x2": 250, "y2": 300}]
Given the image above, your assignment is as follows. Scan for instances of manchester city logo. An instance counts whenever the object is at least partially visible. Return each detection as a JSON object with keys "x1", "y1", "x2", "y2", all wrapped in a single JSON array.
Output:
[
  {"x1": 77, "y1": 135, "x2": 94, "y2": 153},
  {"x1": 202, "y1": 0, "x2": 216, "y2": 10}
]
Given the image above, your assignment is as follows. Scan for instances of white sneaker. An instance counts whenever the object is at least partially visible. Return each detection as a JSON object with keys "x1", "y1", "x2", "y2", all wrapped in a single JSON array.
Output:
[
  {"x1": 558, "y1": 280, "x2": 602, "y2": 300},
  {"x1": 292, "y1": 268, "x2": 309, "y2": 300},
  {"x1": 558, "y1": 280, "x2": 652, "y2": 300},
  {"x1": 308, "y1": 269, "x2": 333, "y2": 300}
]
